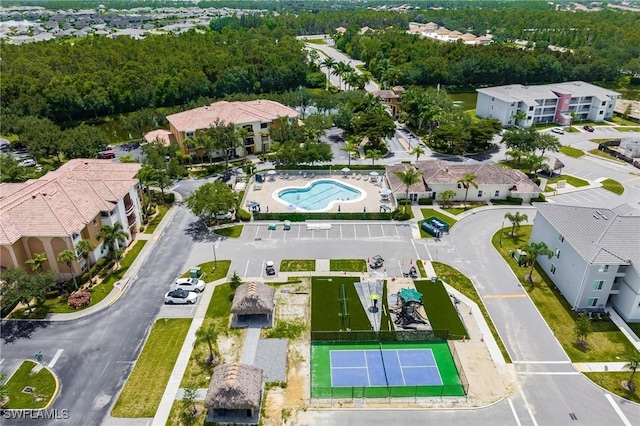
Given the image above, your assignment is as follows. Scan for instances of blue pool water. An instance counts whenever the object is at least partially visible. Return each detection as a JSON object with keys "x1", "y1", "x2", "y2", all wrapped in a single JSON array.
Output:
[{"x1": 278, "y1": 180, "x2": 362, "y2": 211}]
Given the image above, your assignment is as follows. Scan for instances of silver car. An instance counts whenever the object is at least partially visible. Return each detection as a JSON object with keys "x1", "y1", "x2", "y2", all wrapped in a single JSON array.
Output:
[
  {"x1": 164, "y1": 288, "x2": 198, "y2": 304},
  {"x1": 174, "y1": 277, "x2": 205, "y2": 293}
]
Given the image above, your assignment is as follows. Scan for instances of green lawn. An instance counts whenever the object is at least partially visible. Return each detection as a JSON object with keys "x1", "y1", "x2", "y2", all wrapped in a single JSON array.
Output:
[
  {"x1": 432, "y1": 262, "x2": 512, "y2": 363},
  {"x1": 610, "y1": 116, "x2": 638, "y2": 126},
  {"x1": 585, "y1": 372, "x2": 639, "y2": 404},
  {"x1": 617, "y1": 126, "x2": 640, "y2": 132},
  {"x1": 280, "y1": 259, "x2": 316, "y2": 272},
  {"x1": 492, "y1": 226, "x2": 638, "y2": 362},
  {"x1": 180, "y1": 283, "x2": 237, "y2": 388},
  {"x1": 143, "y1": 204, "x2": 170, "y2": 234},
  {"x1": 442, "y1": 203, "x2": 485, "y2": 216},
  {"x1": 112, "y1": 318, "x2": 191, "y2": 417},
  {"x1": 311, "y1": 276, "x2": 369, "y2": 332},
  {"x1": 180, "y1": 260, "x2": 231, "y2": 281},
  {"x1": 213, "y1": 225, "x2": 243, "y2": 238},
  {"x1": 40, "y1": 240, "x2": 148, "y2": 316},
  {"x1": 416, "y1": 260, "x2": 426, "y2": 278},
  {"x1": 601, "y1": 179, "x2": 625, "y2": 195},
  {"x1": 305, "y1": 38, "x2": 327, "y2": 45},
  {"x1": 628, "y1": 323, "x2": 640, "y2": 337},
  {"x1": 546, "y1": 174, "x2": 589, "y2": 189},
  {"x1": 588, "y1": 149, "x2": 627, "y2": 163},
  {"x1": 559, "y1": 146, "x2": 585, "y2": 158},
  {"x1": 4, "y1": 361, "x2": 57, "y2": 409},
  {"x1": 329, "y1": 259, "x2": 367, "y2": 272},
  {"x1": 414, "y1": 279, "x2": 468, "y2": 339}
]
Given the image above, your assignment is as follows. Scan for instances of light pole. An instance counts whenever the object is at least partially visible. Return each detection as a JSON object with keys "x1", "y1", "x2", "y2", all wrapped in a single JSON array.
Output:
[
  {"x1": 499, "y1": 220, "x2": 505, "y2": 247},
  {"x1": 212, "y1": 243, "x2": 217, "y2": 271}
]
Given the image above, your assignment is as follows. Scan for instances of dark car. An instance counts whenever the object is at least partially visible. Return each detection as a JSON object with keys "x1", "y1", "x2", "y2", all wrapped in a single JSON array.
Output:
[
  {"x1": 369, "y1": 255, "x2": 384, "y2": 269},
  {"x1": 265, "y1": 261, "x2": 276, "y2": 276},
  {"x1": 583, "y1": 125, "x2": 595, "y2": 132}
]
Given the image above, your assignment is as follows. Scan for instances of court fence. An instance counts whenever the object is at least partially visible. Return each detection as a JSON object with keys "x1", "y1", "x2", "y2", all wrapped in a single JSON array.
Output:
[
  {"x1": 448, "y1": 340, "x2": 470, "y2": 396},
  {"x1": 311, "y1": 329, "x2": 449, "y2": 342},
  {"x1": 311, "y1": 385, "x2": 468, "y2": 404}
]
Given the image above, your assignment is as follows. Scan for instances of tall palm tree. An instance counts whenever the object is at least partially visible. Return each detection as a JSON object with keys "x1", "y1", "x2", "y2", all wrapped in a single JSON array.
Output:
[
  {"x1": 410, "y1": 145, "x2": 425, "y2": 163},
  {"x1": 57, "y1": 249, "x2": 78, "y2": 289},
  {"x1": 504, "y1": 212, "x2": 528, "y2": 237},
  {"x1": 393, "y1": 167, "x2": 423, "y2": 214},
  {"x1": 97, "y1": 223, "x2": 129, "y2": 267},
  {"x1": 511, "y1": 110, "x2": 527, "y2": 127},
  {"x1": 525, "y1": 241, "x2": 554, "y2": 282},
  {"x1": 341, "y1": 140, "x2": 359, "y2": 166},
  {"x1": 77, "y1": 239, "x2": 96, "y2": 284},
  {"x1": 26, "y1": 252, "x2": 48, "y2": 272},
  {"x1": 235, "y1": 127, "x2": 251, "y2": 157},
  {"x1": 623, "y1": 358, "x2": 640, "y2": 391},
  {"x1": 365, "y1": 149, "x2": 382, "y2": 166},
  {"x1": 320, "y1": 56, "x2": 336, "y2": 90},
  {"x1": 196, "y1": 325, "x2": 218, "y2": 365},
  {"x1": 457, "y1": 173, "x2": 478, "y2": 206}
]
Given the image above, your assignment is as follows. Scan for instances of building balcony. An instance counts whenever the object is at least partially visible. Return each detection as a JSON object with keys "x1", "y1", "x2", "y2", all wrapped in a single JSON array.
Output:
[
  {"x1": 125, "y1": 202, "x2": 135, "y2": 216},
  {"x1": 127, "y1": 213, "x2": 137, "y2": 227},
  {"x1": 610, "y1": 283, "x2": 621, "y2": 294}
]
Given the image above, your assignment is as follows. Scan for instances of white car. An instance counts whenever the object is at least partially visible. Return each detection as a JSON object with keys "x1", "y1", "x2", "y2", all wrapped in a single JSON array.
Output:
[
  {"x1": 551, "y1": 127, "x2": 565, "y2": 135},
  {"x1": 18, "y1": 158, "x2": 36, "y2": 167},
  {"x1": 164, "y1": 288, "x2": 198, "y2": 304},
  {"x1": 174, "y1": 277, "x2": 205, "y2": 293}
]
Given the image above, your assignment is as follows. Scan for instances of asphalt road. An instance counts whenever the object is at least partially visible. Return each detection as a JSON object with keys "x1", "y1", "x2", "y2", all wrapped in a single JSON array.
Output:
[{"x1": 0, "y1": 207, "x2": 200, "y2": 425}]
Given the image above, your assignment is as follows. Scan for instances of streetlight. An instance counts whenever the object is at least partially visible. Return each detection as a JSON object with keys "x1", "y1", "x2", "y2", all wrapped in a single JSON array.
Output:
[
  {"x1": 499, "y1": 220, "x2": 505, "y2": 247},
  {"x1": 212, "y1": 243, "x2": 217, "y2": 271}
]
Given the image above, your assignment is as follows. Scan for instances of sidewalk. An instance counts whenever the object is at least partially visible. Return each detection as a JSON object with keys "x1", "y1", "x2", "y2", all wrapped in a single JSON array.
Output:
[
  {"x1": 47, "y1": 194, "x2": 182, "y2": 322},
  {"x1": 575, "y1": 362, "x2": 631, "y2": 373}
]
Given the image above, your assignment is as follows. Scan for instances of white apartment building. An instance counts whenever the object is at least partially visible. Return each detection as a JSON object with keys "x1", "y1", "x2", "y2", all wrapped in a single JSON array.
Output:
[{"x1": 476, "y1": 81, "x2": 620, "y2": 127}]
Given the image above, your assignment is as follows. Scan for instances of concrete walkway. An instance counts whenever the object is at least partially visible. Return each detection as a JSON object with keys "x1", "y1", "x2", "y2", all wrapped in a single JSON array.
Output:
[
  {"x1": 240, "y1": 327, "x2": 262, "y2": 364},
  {"x1": 575, "y1": 362, "x2": 632, "y2": 372}
]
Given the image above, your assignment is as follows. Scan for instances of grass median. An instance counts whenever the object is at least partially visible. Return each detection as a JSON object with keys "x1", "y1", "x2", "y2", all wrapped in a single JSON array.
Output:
[
  {"x1": 111, "y1": 318, "x2": 192, "y2": 418},
  {"x1": 601, "y1": 179, "x2": 624, "y2": 195},
  {"x1": 280, "y1": 259, "x2": 315, "y2": 272},
  {"x1": 329, "y1": 259, "x2": 367, "y2": 272},
  {"x1": 4, "y1": 361, "x2": 57, "y2": 409}
]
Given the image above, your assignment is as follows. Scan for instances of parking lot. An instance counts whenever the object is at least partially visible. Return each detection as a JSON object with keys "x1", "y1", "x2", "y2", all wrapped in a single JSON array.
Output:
[{"x1": 245, "y1": 222, "x2": 414, "y2": 242}]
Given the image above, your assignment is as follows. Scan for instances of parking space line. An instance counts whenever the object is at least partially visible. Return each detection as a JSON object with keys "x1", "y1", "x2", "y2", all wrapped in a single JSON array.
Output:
[
  {"x1": 325, "y1": 229, "x2": 330, "y2": 239},
  {"x1": 340, "y1": 225, "x2": 343, "y2": 240},
  {"x1": 367, "y1": 225, "x2": 371, "y2": 238},
  {"x1": 297, "y1": 226, "x2": 301, "y2": 240},
  {"x1": 244, "y1": 260, "x2": 251, "y2": 278},
  {"x1": 396, "y1": 226, "x2": 400, "y2": 238},
  {"x1": 254, "y1": 226, "x2": 260, "y2": 239},
  {"x1": 381, "y1": 225, "x2": 385, "y2": 237},
  {"x1": 353, "y1": 225, "x2": 357, "y2": 239}
]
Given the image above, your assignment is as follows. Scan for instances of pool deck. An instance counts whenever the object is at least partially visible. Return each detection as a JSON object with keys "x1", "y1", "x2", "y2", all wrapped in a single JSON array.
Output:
[{"x1": 244, "y1": 174, "x2": 396, "y2": 213}]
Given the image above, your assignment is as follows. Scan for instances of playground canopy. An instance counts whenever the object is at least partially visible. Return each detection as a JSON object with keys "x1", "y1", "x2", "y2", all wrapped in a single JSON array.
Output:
[{"x1": 398, "y1": 288, "x2": 423, "y2": 303}]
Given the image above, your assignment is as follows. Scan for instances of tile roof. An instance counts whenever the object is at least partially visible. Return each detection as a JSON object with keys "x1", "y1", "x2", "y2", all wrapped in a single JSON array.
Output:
[
  {"x1": 0, "y1": 159, "x2": 140, "y2": 244},
  {"x1": 143, "y1": 129, "x2": 174, "y2": 146},
  {"x1": 534, "y1": 204, "x2": 640, "y2": 272},
  {"x1": 166, "y1": 100, "x2": 299, "y2": 132}
]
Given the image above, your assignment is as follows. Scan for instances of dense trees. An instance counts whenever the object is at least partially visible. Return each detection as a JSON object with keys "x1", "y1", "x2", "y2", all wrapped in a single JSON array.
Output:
[{"x1": 185, "y1": 181, "x2": 238, "y2": 224}]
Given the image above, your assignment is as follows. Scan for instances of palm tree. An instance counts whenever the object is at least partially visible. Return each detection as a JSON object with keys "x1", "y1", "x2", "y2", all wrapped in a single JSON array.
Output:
[
  {"x1": 57, "y1": 249, "x2": 78, "y2": 289},
  {"x1": 26, "y1": 252, "x2": 48, "y2": 272},
  {"x1": 568, "y1": 111, "x2": 578, "y2": 131},
  {"x1": 511, "y1": 110, "x2": 527, "y2": 127},
  {"x1": 320, "y1": 57, "x2": 336, "y2": 90},
  {"x1": 504, "y1": 212, "x2": 528, "y2": 237},
  {"x1": 97, "y1": 223, "x2": 129, "y2": 267},
  {"x1": 525, "y1": 241, "x2": 554, "y2": 282},
  {"x1": 457, "y1": 173, "x2": 478, "y2": 206},
  {"x1": 341, "y1": 140, "x2": 359, "y2": 166},
  {"x1": 77, "y1": 239, "x2": 96, "y2": 284},
  {"x1": 333, "y1": 62, "x2": 351, "y2": 91},
  {"x1": 410, "y1": 145, "x2": 425, "y2": 163},
  {"x1": 393, "y1": 167, "x2": 423, "y2": 214},
  {"x1": 196, "y1": 325, "x2": 217, "y2": 365},
  {"x1": 365, "y1": 149, "x2": 382, "y2": 166},
  {"x1": 235, "y1": 127, "x2": 251, "y2": 157},
  {"x1": 622, "y1": 358, "x2": 640, "y2": 391}
]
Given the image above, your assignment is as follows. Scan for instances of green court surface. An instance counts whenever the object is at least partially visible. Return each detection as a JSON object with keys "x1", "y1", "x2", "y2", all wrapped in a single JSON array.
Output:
[{"x1": 311, "y1": 341, "x2": 465, "y2": 399}]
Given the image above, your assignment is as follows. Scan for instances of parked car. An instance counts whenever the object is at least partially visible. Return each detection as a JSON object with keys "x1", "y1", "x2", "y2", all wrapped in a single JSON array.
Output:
[
  {"x1": 18, "y1": 158, "x2": 36, "y2": 167},
  {"x1": 97, "y1": 150, "x2": 116, "y2": 159},
  {"x1": 265, "y1": 260, "x2": 276, "y2": 276},
  {"x1": 551, "y1": 127, "x2": 565, "y2": 135},
  {"x1": 369, "y1": 255, "x2": 384, "y2": 269},
  {"x1": 174, "y1": 277, "x2": 205, "y2": 293},
  {"x1": 164, "y1": 288, "x2": 198, "y2": 304},
  {"x1": 583, "y1": 125, "x2": 594, "y2": 132}
]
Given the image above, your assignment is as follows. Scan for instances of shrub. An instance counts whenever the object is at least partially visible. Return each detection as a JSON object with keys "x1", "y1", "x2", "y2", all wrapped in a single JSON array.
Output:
[
  {"x1": 163, "y1": 193, "x2": 175, "y2": 204},
  {"x1": 530, "y1": 194, "x2": 546, "y2": 203},
  {"x1": 393, "y1": 210, "x2": 411, "y2": 221},
  {"x1": 68, "y1": 290, "x2": 91, "y2": 309},
  {"x1": 418, "y1": 197, "x2": 433, "y2": 205},
  {"x1": 398, "y1": 199, "x2": 412, "y2": 206},
  {"x1": 236, "y1": 209, "x2": 252, "y2": 222},
  {"x1": 507, "y1": 196, "x2": 523, "y2": 204}
]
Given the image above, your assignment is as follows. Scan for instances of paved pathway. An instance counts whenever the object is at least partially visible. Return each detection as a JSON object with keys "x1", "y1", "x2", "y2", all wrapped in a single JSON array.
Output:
[{"x1": 240, "y1": 327, "x2": 262, "y2": 364}]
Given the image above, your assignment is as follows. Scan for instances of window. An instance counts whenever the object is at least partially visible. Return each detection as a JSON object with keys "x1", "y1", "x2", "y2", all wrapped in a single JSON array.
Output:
[
  {"x1": 529, "y1": 106, "x2": 534, "y2": 111},
  {"x1": 550, "y1": 264, "x2": 556, "y2": 275},
  {"x1": 527, "y1": 116, "x2": 532, "y2": 120},
  {"x1": 81, "y1": 261, "x2": 87, "y2": 271},
  {"x1": 599, "y1": 111, "x2": 604, "y2": 115},
  {"x1": 495, "y1": 190, "x2": 500, "y2": 197},
  {"x1": 555, "y1": 248, "x2": 560, "y2": 259},
  {"x1": 588, "y1": 297, "x2": 599, "y2": 307},
  {"x1": 93, "y1": 218, "x2": 97, "y2": 225},
  {"x1": 477, "y1": 190, "x2": 483, "y2": 197},
  {"x1": 601, "y1": 101, "x2": 606, "y2": 106},
  {"x1": 457, "y1": 183, "x2": 462, "y2": 189},
  {"x1": 598, "y1": 265, "x2": 609, "y2": 273},
  {"x1": 185, "y1": 131, "x2": 195, "y2": 138},
  {"x1": 260, "y1": 122, "x2": 268, "y2": 129},
  {"x1": 593, "y1": 281, "x2": 604, "y2": 290},
  {"x1": 558, "y1": 235, "x2": 564, "y2": 242}
]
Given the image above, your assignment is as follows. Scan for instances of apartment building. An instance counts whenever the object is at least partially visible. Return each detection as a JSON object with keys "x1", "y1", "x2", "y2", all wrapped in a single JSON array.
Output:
[
  {"x1": 0, "y1": 159, "x2": 142, "y2": 280},
  {"x1": 476, "y1": 81, "x2": 620, "y2": 127}
]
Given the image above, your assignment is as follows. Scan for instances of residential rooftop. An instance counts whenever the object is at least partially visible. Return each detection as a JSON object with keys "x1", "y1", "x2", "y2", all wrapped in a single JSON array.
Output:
[{"x1": 477, "y1": 81, "x2": 620, "y2": 105}]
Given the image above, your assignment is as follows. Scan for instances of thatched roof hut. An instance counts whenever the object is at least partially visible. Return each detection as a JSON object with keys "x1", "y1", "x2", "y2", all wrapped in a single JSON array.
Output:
[
  {"x1": 231, "y1": 281, "x2": 275, "y2": 316},
  {"x1": 204, "y1": 363, "x2": 263, "y2": 412},
  {"x1": 543, "y1": 156, "x2": 565, "y2": 174}
]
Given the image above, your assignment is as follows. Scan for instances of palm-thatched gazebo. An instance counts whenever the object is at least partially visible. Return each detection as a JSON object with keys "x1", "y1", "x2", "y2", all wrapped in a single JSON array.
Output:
[
  {"x1": 231, "y1": 281, "x2": 275, "y2": 326},
  {"x1": 204, "y1": 363, "x2": 263, "y2": 423},
  {"x1": 542, "y1": 156, "x2": 565, "y2": 176}
]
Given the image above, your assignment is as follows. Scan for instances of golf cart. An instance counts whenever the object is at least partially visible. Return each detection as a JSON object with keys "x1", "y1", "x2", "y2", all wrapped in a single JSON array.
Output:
[
  {"x1": 403, "y1": 266, "x2": 418, "y2": 279},
  {"x1": 265, "y1": 260, "x2": 276, "y2": 276},
  {"x1": 369, "y1": 255, "x2": 384, "y2": 269}
]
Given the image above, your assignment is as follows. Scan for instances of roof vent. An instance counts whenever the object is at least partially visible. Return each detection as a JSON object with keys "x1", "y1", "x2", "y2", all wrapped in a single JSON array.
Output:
[
  {"x1": 602, "y1": 215, "x2": 608, "y2": 220},
  {"x1": 595, "y1": 210, "x2": 602, "y2": 215},
  {"x1": 593, "y1": 214, "x2": 599, "y2": 219}
]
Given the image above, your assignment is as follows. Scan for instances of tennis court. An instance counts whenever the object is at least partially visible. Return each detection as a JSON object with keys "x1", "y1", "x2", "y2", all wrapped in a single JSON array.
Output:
[
  {"x1": 331, "y1": 348, "x2": 442, "y2": 387},
  {"x1": 312, "y1": 341, "x2": 466, "y2": 399}
]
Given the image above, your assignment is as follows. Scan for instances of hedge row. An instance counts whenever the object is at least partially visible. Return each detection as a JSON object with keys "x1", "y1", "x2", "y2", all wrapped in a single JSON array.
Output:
[
  {"x1": 490, "y1": 196, "x2": 523, "y2": 205},
  {"x1": 418, "y1": 197, "x2": 434, "y2": 205}
]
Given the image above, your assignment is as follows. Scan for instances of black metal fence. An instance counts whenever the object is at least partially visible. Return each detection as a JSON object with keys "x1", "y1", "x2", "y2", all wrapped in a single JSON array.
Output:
[
  {"x1": 311, "y1": 329, "x2": 449, "y2": 342},
  {"x1": 448, "y1": 340, "x2": 470, "y2": 396},
  {"x1": 599, "y1": 141, "x2": 640, "y2": 169},
  {"x1": 311, "y1": 385, "x2": 468, "y2": 402}
]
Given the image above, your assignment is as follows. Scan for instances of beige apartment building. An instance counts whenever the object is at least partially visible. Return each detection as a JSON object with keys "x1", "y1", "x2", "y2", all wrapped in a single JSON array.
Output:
[{"x1": 0, "y1": 159, "x2": 142, "y2": 280}]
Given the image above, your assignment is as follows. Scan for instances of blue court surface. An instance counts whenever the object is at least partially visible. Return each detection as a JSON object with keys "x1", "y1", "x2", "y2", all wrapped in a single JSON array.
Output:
[{"x1": 330, "y1": 348, "x2": 443, "y2": 387}]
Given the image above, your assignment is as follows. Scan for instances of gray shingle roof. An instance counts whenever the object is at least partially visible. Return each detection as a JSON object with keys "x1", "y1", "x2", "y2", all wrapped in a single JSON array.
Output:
[{"x1": 534, "y1": 204, "x2": 640, "y2": 272}]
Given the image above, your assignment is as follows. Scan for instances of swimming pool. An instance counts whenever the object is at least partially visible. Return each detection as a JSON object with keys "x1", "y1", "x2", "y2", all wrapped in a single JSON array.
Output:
[{"x1": 277, "y1": 179, "x2": 363, "y2": 211}]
